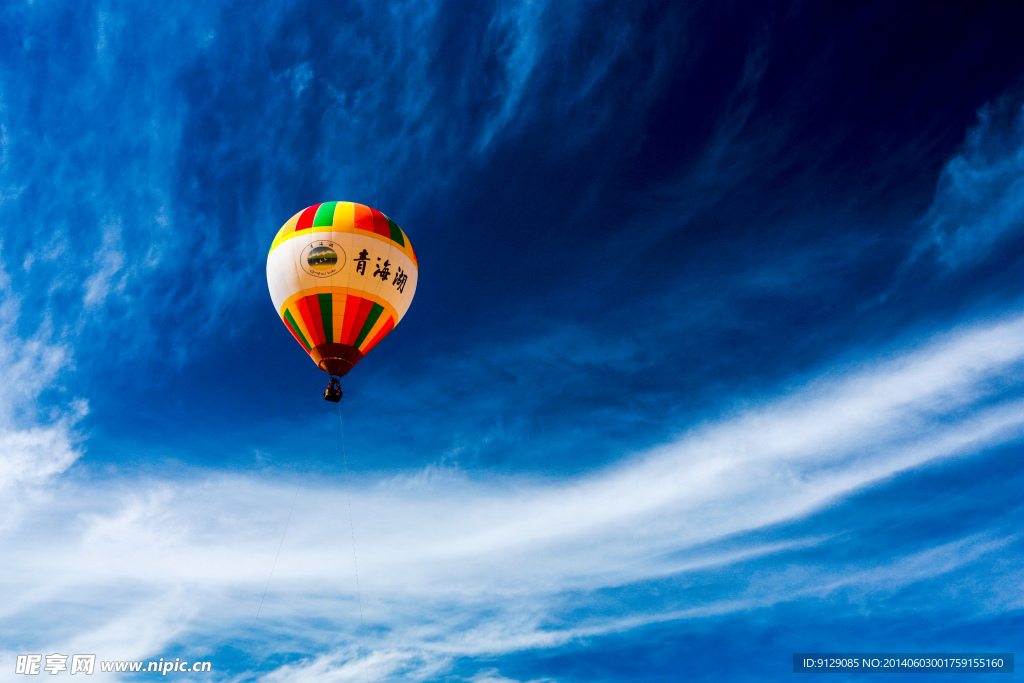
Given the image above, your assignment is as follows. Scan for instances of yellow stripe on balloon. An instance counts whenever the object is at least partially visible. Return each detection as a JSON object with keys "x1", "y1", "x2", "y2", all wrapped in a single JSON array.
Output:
[
  {"x1": 269, "y1": 212, "x2": 301, "y2": 255},
  {"x1": 332, "y1": 201, "x2": 356, "y2": 231}
]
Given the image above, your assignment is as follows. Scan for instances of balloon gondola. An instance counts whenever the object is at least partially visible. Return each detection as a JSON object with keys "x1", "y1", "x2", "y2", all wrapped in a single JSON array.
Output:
[
  {"x1": 267, "y1": 202, "x2": 418, "y2": 399},
  {"x1": 324, "y1": 377, "x2": 343, "y2": 403}
]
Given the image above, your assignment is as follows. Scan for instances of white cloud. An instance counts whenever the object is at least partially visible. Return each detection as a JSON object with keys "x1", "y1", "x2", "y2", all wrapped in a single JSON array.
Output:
[
  {"x1": 0, "y1": 275, "x2": 85, "y2": 534},
  {"x1": 0, "y1": 310, "x2": 1021, "y2": 679},
  {"x1": 0, "y1": 426, "x2": 79, "y2": 494}
]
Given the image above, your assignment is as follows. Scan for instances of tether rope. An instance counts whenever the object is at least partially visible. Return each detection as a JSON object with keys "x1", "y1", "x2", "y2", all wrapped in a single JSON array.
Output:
[
  {"x1": 248, "y1": 397, "x2": 370, "y2": 683},
  {"x1": 249, "y1": 479, "x2": 301, "y2": 644},
  {"x1": 338, "y1": 404, "x2": 371, "y2": 683}
]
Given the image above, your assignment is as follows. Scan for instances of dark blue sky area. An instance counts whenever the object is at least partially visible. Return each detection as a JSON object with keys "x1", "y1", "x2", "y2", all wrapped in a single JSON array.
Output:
[{"x1": 60, "y1": 0, "x2": 1024, "y2": 474}]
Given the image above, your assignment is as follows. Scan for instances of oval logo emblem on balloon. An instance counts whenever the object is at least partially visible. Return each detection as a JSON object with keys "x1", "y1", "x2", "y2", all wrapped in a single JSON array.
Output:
[{"x1": 300, "y1": 241, "x2": 345, "y2": 277}]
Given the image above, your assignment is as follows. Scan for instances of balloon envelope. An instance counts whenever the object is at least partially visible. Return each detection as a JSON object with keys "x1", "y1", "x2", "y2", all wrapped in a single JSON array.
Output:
[{"x1": 267, "y1": 202, "x2": 418, "y2": 377}]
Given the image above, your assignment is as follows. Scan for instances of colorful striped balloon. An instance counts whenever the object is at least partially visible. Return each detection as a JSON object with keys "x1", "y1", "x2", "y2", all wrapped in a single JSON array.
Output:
[{"x1": 267, "y1": 202, "x2": 418, "y2": 378}]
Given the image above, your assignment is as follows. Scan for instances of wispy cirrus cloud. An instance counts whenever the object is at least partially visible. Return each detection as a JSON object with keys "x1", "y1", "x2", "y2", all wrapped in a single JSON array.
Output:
[
  {"x1": 0, "y1": 265, "x2": 85, "y2": 530},
  {"x1": 0, "y1": 309, "x2": 1021, "y2": 680},
  {"x1": 0, "y1": 0, "x2": 680, "y2": 378},
  {"x1": 912, "y1": 96, "x2": 1024, "y2": 269},
  {"x1": 0, "y1": 1, "x2": 219, "y2": 365}
]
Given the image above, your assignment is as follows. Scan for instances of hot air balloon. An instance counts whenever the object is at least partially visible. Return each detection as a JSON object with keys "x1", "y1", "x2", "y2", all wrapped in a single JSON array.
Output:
[{"x1": 267, "y1": 202, "x2": 418, "y2": 401}]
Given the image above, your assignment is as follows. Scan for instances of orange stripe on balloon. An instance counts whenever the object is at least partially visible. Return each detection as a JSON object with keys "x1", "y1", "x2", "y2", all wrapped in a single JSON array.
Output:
[
  {"x1": 361, "y1": 316, "x2": 394, "y2": 354},
  {"x1": 353, "y1": 203, "x2": 374, "y2": 234},
  {"x1": 331, "y1": 294, "x2": 348, "y2": 344}
]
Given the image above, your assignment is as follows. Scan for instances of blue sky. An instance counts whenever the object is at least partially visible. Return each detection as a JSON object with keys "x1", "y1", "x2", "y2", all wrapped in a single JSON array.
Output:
[{"x1": 1, "y1": 0, "x2": 1023, "y2": 680}]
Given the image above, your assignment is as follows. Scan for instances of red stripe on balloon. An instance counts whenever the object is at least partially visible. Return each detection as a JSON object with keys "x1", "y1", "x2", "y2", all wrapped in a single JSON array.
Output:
[
  {"x1": 295, "y1": 203, "x2": 322, "y2": 232},
  {"x1": 368, "y1": 207, "x2": 392, "y2": 238},
  {"x1": 303, "y1": 294, "x2": 327, "y2": 346},
  {"x1": 294, "y1": 297, "x2": 322, "y2": 346},
  {"x1": 346, "y1": 298, "x2": 375, "y2": 345},
  {"x1": 339, "y1": 294, "x2": 363, "y2": 344}
]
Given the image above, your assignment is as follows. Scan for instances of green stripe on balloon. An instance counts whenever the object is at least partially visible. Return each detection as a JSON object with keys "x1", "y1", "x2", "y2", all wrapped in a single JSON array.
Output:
[
  {"x1": 386, "y1": 217, "x2": 405, "y2": 246},
  {"x1": 353, "y1": 303, "x2": 384, "y2": 348},
  {"x1": 284, "y1": 309, "x2": 312, "y2": 351},
  {"x1": 318, "y1": 293, "x2": 333, "y2": 343},
  {"x1": 313, "y1": 201, "x2": 338, "y2": 227}
]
